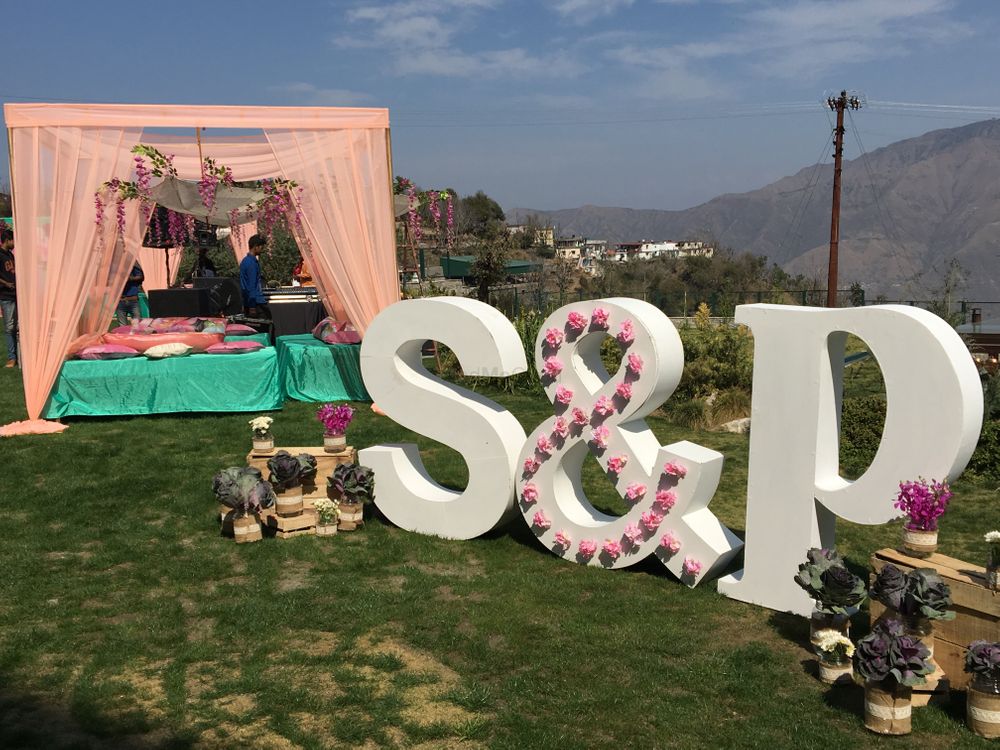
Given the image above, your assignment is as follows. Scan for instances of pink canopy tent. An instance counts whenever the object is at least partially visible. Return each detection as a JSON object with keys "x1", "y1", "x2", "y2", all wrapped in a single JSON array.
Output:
[
  {"x1": 137, "y1": 246, "x2": 183, "y2": 291},
  {"x1": 2, "y1": 103, "x2": 400, "y2": 436}
]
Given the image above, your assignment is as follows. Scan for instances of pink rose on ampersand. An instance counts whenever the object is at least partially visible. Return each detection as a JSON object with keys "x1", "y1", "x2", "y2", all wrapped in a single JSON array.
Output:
[
  {"x1": 567, "y1": 311, "x2": 587, "y2": 331},
  {"x1": 593, "y1": 395, "x2": 614, "y2": 416},
  {"x1": 537, "y1": 434, "x2": 554, "y2": 454},
  {"x1": 623, "y1": 523, "x2": 643, "y2": 545},
  {"x1": 555, "y1": 385, "x2": 574, "y2": 405},
  {"x1": 615, "y1": 381, "x2": 632, "y2": 400},
  {"x1": 607, "y1": 455, "x2": 628, "y2": 474},
  {"x1": 683, "y1": 556, "x2": 702, "y2": 576},
  {"x1": 553, "y1": 417, "x2": 569, "y2": 439},
  {"x1": 591, "y1": 307, "x2": 610, "y2": 328},
  {"x1": 627, "y1": 352, "x2": 644, "y2": 374},
  {"x1": 521, "y1": 483, "x2": 539, "y2": 504},
  {"x1": 660, "y1": 531, "x2": 682, "y2": 553},
  {"x1": 543, "y1": 356, "x2": 563, "y2": 378},
  {"x1": 640, "y1": 510, "x2": 663, "y2": 531},
  {"x1": 617, "y1": 319, "x2": 635, "y2": 345},
  {"x1": 554, "y1": 530, "x2": 572, "y2": 549},
  {"x1": 654, "y1": 489, "x2": 677, "y2": 510},
  {"x1": 578, "y1": 539, "x2": 597, "y2": 558},
  {"x1": 524, "y1": 457, "x2": 540, "y2": 475},
  {"x1": 602, "y1": 539, "x2": 622, "y2": 559},
  {"x1": 572, "y1": 407, "x2": 590, "y2": 426},
  {"x1": 544, "y1": 327, "x2": 564, "y2": 349},
  {"x1": 532, "y1": 510, "x2": 552, "y2": 530},
  {"x1": 591, "y1": 424, "x2": 610, "y2": 449},
  {"x1": 625, "y1": 482, "x2": 647, "y2": 502},
  {"x1": 663, "y1": 461, "x2": 688, "y2": 478}
]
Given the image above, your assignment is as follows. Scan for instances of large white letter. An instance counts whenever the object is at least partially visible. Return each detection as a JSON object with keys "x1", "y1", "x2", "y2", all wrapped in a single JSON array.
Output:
[
  {"x1": 718, "y1": 304, "x2": 983, "y2": 614},
  {"x1": 359, "y1": 298, "x2": 527, "y2": 539}
]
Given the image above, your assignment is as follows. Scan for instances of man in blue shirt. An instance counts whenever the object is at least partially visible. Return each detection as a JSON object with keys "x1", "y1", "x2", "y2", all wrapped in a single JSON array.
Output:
[
  {"x1": 239, "y1": 234, "x2": 270, "y2": 318},
  {"x1": 116, "y1": 261, "x2": 144, "y2": 326}
]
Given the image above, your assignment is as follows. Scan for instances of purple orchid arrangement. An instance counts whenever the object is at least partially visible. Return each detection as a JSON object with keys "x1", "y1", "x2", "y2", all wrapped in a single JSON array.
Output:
[
  {"x1": 317, "y1": 403, "x2": 354, "y2": 436},
  {"x1": 894, "y1": 478, "x2": 952, "y2": 531}
]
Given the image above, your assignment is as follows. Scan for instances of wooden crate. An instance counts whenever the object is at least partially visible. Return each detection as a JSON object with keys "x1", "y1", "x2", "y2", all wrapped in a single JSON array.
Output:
[
  {"x1": 871, "y1": 548, "x2": 1000, "y2": 689},
  {"x1": 247, "y1": 446, "x2": 357, "y2": 509},
  {"x1": 264, "y1": 508, "x2": 318, "y2": 539}
]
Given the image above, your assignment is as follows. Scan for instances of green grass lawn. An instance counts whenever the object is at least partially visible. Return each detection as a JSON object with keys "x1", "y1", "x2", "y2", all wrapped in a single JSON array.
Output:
[{"x1": 0, "y1": 365, "x2": 997, "y2": 749}]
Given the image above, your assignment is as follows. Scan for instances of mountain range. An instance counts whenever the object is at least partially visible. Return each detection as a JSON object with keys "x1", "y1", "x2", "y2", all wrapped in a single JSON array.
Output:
[{"x1": 508, "y1": 119, "x2": 1000, "y2": 302}]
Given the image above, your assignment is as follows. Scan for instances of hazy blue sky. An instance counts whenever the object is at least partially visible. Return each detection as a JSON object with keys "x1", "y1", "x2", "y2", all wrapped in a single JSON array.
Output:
[{"x1": 4, "y1": 0, "x2": 1000, "y2": 211}]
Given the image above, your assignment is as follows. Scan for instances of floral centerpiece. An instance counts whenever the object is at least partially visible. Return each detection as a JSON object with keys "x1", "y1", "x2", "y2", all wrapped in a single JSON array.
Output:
[
  {"x1": 249, "y1": 416, "x2": 274, "y2": 451},
  {"x1": 813, "y1": 628, "x2": 855, "y2": 686},
  {"x1": 855, "y1": 619, "x2": 932, "y2": 735},
  {"x1": 267, "y1": 451, "x2": 318, "y2": 517},
  {"x1": 317, "y1": 403, "x2": 354, "y2": 452},
  {"x1": 212, "y1": 466, "x2": 275, "y2": 543},
  {"x1": 965, "y1": 641, "x2": 1000, "y2": 738},
  {"x1": 986, "y1": 531, "x2": 1000, "y2": 591},
  {"x1": 328, "y1": 462, "x2": 374, "y2": 530},
  {"x1": 894, "y1": 478, "x2": 952, "y2": 557},
  {"x1": 870, "y1": 564, "x2": 953, "y2": 673},
  {"x1": 794, "y1": 547, "x2": 867, "y2": 642},
  {"x1": 313, "y1": 497, "x2": 341, "y2": 537}
]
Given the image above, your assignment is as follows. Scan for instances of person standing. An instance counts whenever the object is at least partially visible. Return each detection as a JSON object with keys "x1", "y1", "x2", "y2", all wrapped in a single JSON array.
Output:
[
  {"x1": 116, "y1": 261, "x2": 144, "y2": 326},
  {"x1": 239, "y1": 234, "x2": 270, "y2": 318},
  {"x1": 0, "y1": 229, "x2": 17, "y2": 367}
]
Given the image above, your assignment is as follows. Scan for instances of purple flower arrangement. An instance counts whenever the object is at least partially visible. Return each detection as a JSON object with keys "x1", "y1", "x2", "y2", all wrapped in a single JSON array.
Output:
[
  {"x1": 894, "y1": 478, "x2": 952, "y2": 531},
  {"x1": 317, "y1": 403, "x2": 355, "y2": 436}
]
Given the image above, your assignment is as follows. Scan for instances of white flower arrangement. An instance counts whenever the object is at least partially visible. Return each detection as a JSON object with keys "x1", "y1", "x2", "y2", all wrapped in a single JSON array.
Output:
[
  {"x1": 314, "y1": 497, "x2": 340, "y2": 525},
  {"x1": 814, "y1": 629, "x2": 855, "y2": 662},
  {"x1": 249, "y1": 416, "x2": 273, "y2": 437},
  {"x1": 985, "y1": 531, "x2": 1000, "y2": 544},
  {"x1": 987, "y1": 530, "x2": 1000, "y2": 568}
]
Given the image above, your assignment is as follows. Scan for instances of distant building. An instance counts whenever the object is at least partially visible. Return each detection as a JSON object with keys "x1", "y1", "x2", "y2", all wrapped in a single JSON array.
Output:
[
  {"x1": 507, "y1": 224, "x2": 555, "y2": 248},
  {"x1": 609, "y1": 239, "x2": 713, "y2": 262}
]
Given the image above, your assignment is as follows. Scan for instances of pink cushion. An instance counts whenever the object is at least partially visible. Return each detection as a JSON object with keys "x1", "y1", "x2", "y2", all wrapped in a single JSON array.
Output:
[
  {"x1": 109, "y1": 325, "x2": 156, "y2": 335},
  {"x1": 312, "y1": 317, "x2": 359, "y2": 344},
  {"x1": 78, "y1": 344, "x2": 140, "y2": 361},
  {"x1": 225, "y1": 323, "x2": 258, "y2": 335},
  {"x1": 166, "y1": 324, "x2": 199, "y2": 333},
  {"x1": 323, "y1": 330, "x2": 361, "y2": 344},
  {"x1": 206, "y1": 340, "x2": 264, "y2": 355},
  {"x1": 102, "y1": 332, "x2": 224, "y2": 352}
]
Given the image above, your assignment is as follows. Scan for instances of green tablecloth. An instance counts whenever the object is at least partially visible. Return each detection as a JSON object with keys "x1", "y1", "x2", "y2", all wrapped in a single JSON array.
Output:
[
  {"x1": 225, "y1": 333, "x2": 270, "y2": 347},
  {"x1": 275, "y1": 334, "x2": 369, "y2": 402},
  {"x1": 43, "y1": 347, "x2": 284, "y2": 418}
]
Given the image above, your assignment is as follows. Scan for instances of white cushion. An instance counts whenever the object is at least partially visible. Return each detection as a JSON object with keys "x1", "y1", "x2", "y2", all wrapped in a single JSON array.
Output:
[{"x1": 144, "y1": 342, "x2": 193, "y2": 359}]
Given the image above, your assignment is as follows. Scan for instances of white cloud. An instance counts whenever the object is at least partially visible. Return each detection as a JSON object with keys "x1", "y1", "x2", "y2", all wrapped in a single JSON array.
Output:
[
  {"x1": 550, "y1": 0, "x2": 634, "y2": 25},
  {"x1": 272, "y1": 82, "x2": 373, "y2": 106}
]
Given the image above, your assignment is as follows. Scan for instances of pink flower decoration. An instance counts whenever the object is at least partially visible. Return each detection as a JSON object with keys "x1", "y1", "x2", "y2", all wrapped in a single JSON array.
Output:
[
  {"x1": 522, "y1": 483, "x2": 539, "y2": 504},
  {"x1": 663, "y1": 461, "x2": 688, "y2": 478},
  {"x1": 578, "y1": 539, "x2": 597, "y2": 558},
  {"x1": 660, "y1": 531, "x2": 682, "y2": 553},
  {"x1": 572, "y1": 408, "x2": 590, "y2": 426},
  {"x1": 615, "y1": 381, "x2": 632, "y2": 400},
  {"x1": 567, "y1": 311, "x2": 587, "y2": 331},
  {"x1": 553, "y1": 417, "x2": 569, "y2": 439},
  {"x1": 683, "y1": 556, "x2": 702, "y2": 576},
  {"x1": 627, "y1": 352, "x2": 644, "y2": 374},
  {"x1": 617, "y1": 319, "x2": 635, "y2": 345},
  {"x1": 623, "y1": 523, "x2": 643, "y2": 545},
  {"x1": 555, "y1": 385, "x2": 574, "y2": 405},
  {"x1": 591, "y1": 307, "x2": 610, "y2": 328},
  {"x1": 625, "y1": 482, "x2": 647, "y2": 502},
  {"x1": 544, "y1": 327, "x2": 564, "y2": 349},
  {"x1": 654, "y1": 490, "x2": 677, "y2": 511},
  {"x1": 607, "y1": 455, "x2": 628, "y2": 474},
  {"x1": 593, "y1": 395, "x2": 615, "y2": 416},
  {"x1": 591, "y1": 424, "x2": 610, "y2": 449},
  {"x1": 524, "y1": 457, "x2": 540, "y2": 475},
  {"x1": 554, "y1": 530, "x2": 572, "y2": 549},
  {"x1": 543, "y1": 356, "x2": 564, "y2": 378},
  {"x1": 536, "y1": 434, "x2": 554, "y2": 454},
  {"x1": 641, "y1": 510, "x2": 663, "y2": 531},
  {"x1": 532, "y1": 510, "x2": 552, "y2": 530},
  {"x1": 602, "y1": 539, "x2": 622, "y2": 559}
]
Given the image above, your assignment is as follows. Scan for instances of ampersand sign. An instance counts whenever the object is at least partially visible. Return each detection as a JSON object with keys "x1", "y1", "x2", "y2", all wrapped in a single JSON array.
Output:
[{"x1": 516, "y1": 298, "x2": 743, "y2": 585}]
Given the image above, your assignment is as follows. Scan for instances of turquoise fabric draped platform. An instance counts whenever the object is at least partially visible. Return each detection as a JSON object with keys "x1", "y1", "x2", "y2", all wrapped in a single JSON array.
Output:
[{"x1": 275, "y1": 335, "x2": 369, "y2": 403}]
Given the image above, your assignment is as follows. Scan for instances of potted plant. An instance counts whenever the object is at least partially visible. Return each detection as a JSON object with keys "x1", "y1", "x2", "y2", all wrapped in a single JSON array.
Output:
[
  {"x1": 794, "y1": 548, "x2": 867, "y2": 644},
  {"x1": 317, "y1": 403, "x2": 354, "y2": 453},
  {"x1": 871, "y1": 564, "x2": 954, "y2": 658},
  {"x1": 965, "y1": 640, "x2": 1000, "y2": 738},
  {"x1": 313, "y1": 497, "x2": 340, "y2": 537},
  {"x1": 855, "y1": 619, "x2": 933, "y2": 735},
  {"x1": 894, "y1": 478, "x2": 952, "y2": 557},
  {"x1": 328, "y1": 462, "x2": 374, "y2": 530},
  {"x1": 248, "y1": 415, "x2": 274, "y2": 452},
  {"x1": 267, "y1": 451, "x2": 317, "y2": 517},
  {"x1": 985, "y1": 531, "x2": 1000, "y2": 591},
  {"x1": 813, "y1": 628, "x2": 855, "y2": 686},
  {"x1": 212, "y1": 466, "x2": 275, "y2": 543}
]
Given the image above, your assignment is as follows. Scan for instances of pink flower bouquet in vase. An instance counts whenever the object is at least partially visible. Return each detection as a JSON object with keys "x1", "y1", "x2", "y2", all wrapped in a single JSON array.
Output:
[
  {"x1": 317, "y1": 403, "x2": 354, "y2": 453},
  {"x1": 895, "y1": 478, "x2": 952, "y2": 558}
]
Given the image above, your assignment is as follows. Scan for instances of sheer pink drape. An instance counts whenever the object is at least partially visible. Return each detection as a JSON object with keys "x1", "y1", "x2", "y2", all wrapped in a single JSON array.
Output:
[
  {"x1": 137, "y1": 246, "x2": 183, "y2": 290},
  {"x1": 264, "y1": 129, "x2": 398, "y2": 333},
  {"x1": 1, "y1": 124, "x2": 143, "y2": 436},
  {"x1": 228, "y1": 221, "x2": 256, "y2": 265}
]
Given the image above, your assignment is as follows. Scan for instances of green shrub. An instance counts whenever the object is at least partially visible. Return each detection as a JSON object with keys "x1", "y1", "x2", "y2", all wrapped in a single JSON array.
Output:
[
  {"x1": 664, "y1": 399, "x2": 709, "y2": 430},
  {"x1": 967, "y1": 420, "x2": 1000, "y2": 481},
  {"x1": 840, "y1": 395, "x2": 886, "y2": 477},
  {"x1": 711, "y1": 388, "x2": 752, "y2": 425}
]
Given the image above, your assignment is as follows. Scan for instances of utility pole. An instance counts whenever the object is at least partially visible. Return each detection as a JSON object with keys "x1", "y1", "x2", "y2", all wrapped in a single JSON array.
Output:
[{"x1": 826, "y1": 90, "x2": 861, "y2": 308}]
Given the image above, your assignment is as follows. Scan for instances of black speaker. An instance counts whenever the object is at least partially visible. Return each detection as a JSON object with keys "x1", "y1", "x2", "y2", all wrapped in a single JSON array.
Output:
[
  {"x1": 192, "y1": 277, "x2": 242, "y2": 316},
  {"x1": 148, "y1": 288, "x2": 212, "y2": 317}
]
